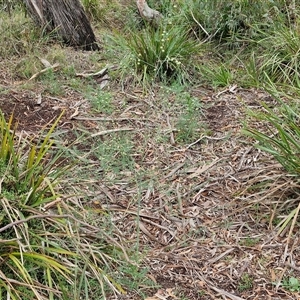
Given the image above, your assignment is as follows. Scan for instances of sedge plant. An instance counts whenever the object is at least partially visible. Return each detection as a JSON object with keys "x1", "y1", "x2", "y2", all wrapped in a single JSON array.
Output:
[
  {"x1": 114, "y1": 21, "x2": 200, "y2": 85},
  {"x1": 0, "y1": 111, "x2": 66, "y2": 207},
  {"x1": 243, "y1": 80, "x2": 300, "y2": 234},
  {"x1": 256, "y1": 24, "x2": 300, "y2": 84},
  {"x1": 0, "y1": 111, "x2": 131, "y2": 299}
]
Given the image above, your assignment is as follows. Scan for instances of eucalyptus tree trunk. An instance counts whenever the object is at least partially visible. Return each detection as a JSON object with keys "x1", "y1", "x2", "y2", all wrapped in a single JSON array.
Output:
[
  {"x1": 20, "y1": 0, "x2": 161, "y2": 50},
  {"x1": 22, "y1": 0, "x2": 99, "y2": 50}
]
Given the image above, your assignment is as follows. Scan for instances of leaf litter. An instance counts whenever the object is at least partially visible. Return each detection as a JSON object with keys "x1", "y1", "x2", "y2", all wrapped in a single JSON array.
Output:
[{"x1": 1, "y1": 56, "x2": 300, "y2": 299}]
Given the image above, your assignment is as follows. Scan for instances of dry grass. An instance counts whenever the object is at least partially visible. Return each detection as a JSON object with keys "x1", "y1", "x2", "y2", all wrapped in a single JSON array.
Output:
[{"x1": 1, "y1": 4, "x2": 300, "y2": 299}]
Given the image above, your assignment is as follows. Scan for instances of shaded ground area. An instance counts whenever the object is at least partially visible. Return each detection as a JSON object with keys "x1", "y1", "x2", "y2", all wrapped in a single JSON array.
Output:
[
  {"x1": 0, "y1": 73, "x2": 90, "y2": 132},
  {"x1": 1, "y1": 63, "x2": 299, "y2": 300},
  {"x1": 0, "y1": 91, "x2": 65, "y2": 129}
]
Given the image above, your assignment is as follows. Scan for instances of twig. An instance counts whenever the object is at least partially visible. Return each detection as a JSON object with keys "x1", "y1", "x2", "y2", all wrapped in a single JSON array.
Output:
[
  {"x1": 166, "y1": 114, "x2": 175, "y2": 145},
  {"x1": 28, "y1": 63, "x2": 60, "y2": 81},
  {"x1": 188, "y1": 157, "x2": 222, "y2": 179},
  {"x1": 73, "y1": 116, "x2": 147, "y2": 122},
  {"x1": 283, "y1": 202, "x2": 300, "y2": 262},
  {"x1": 142, "y1": 218, "x2": 177, "y2": 240},
  {"x1": 91, "y1": 127, "x2": 134, "y2": 137},
  {"x1": 101, "y1": 205, "x2": 159, "y2": 220},
  {"x1": 164, "y1": 162, "x2": 186, "y2": 179},
  {"x1": 190, "y1": 10, "x2": 209, "y2": 37},
  {"x1": 209, "y1": 286, "x2": 245, "y2": 300},
  {"x1": 285, "y1": 262, "x2": 300, "y2": 272},
  {"x1": 76, "y1": 67, "x2": 108, "y2": 78},
  {"x1": 176, "y1": 182, "x2": 183, "y2": 215},
  {"x1": 207, "y1": 248, "x2": 235, "y2": 264},
  {"x1": 139, "y1": 221, "x2": 167, "y2": 246},
  {"x1": 186, "y1": 135, "x2": 229, "y2": 149}
]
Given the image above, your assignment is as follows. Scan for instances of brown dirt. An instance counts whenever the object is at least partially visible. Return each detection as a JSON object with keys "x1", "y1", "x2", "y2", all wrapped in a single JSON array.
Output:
[
  {"x1": 1, "y1": 58, "x2": 300, "y2": 300},
  {"x1": 1, "y1": 91, "x2": 63, "y2": 129}
]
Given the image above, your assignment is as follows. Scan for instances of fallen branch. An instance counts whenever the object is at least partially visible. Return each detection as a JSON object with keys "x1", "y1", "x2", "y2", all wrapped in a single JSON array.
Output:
[
  {"x1": 28, "y1": 63, "x2": 60, "y2": 81},
  {"x1": 76, "y1": 67, "x2": 108, "y2": 78}
]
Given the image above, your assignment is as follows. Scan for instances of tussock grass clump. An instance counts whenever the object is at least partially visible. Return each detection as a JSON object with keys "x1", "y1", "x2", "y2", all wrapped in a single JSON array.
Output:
[
  {"x1": 0, "y1": 111, "x2": 133, "y2": 299},
  {"x1": 254, "y1": 24, "x2": 300, "y2": 84},
  {"x1": 114, "y1": 23, "x2": 200, "y2": 84},
  {"x1": 0, "y1": 7, "x2": 58, "y2": 58},
  {"x1": 81, "y1": 0, "x2": 102, "y2": 21},
  {"x1": 0, "y1": 10, "x2": 33, "y2": 57},
  {"x1": 182, "y1": 0, "x2": 285, "y2": 47},
  {"x1": 82, "y1": 0, "x2": 136, "y2": 29},
  {"x1": 0, "y1": 112, "x2": 66, "y2": 205},
  {"x1": 244, "y1": 88, "x2": 300, "y2": 176},
  {"x1": 199, "y1": 63, "x2": 234, "y2": 88},
  {"x1": 243, "y1": 83, "x2": 300, "y2": 234}
]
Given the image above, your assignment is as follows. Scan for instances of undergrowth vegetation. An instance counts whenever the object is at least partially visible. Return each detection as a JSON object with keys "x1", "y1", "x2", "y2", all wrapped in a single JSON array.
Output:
[
  {"x1": 0, "y1": 112, "x2": 142, "y2": 299},
  {"x1": 1, "y1": 0, "x2": 300, "y2": 298},
  {"x1": 114, "y1": 23, "x2": 200, "y2": 84}
]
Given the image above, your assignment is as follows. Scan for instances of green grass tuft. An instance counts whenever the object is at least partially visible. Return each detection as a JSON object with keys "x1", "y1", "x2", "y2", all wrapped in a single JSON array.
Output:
[
  {"x1": 113, "y1": 21, "x2": 200, "y2": 84},
  {"x1": 0, "y1": 111, "x2": 138, "y2": 299}
]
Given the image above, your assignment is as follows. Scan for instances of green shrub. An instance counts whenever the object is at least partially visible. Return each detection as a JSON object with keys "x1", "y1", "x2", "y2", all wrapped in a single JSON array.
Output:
[
  {"x1": 88, "y1": 89, "x2": 114, "y2": 113},
  {"x1": 282, "y1": 276, "x2": 300, "y2": 292},
  {"x1": 175, "y1": 92, "x2": 204, "y2": 143}
]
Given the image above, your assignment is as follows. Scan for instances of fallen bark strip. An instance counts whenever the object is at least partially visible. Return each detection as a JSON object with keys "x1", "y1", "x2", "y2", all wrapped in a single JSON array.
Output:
[
  {"x1": 91, "y1": 127, "x2": 134, "y2": 137},
  {"x1": 136, "y1": 0, "x2": 162, "y2": 21},
  {"x1": 28, "y1": 63, "x2": 60, "y2": 81},
  {"x1": 76, "y1": 67, "x2": 108, "y2": 78}
]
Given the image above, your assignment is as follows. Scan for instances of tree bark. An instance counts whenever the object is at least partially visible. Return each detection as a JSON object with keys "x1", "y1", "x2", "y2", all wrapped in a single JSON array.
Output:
[
  {"x1": 136, "y1": 0, "x2": 162, "y2": 22},
  {"x1": 22, "y1": 0, "x2": 99, "y2": 51}
]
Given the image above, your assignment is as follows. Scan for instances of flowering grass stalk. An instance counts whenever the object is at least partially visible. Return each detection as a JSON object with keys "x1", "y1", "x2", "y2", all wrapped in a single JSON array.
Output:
[{"x1": 117, "y1": 22, "x2": 200, "y2": 84}]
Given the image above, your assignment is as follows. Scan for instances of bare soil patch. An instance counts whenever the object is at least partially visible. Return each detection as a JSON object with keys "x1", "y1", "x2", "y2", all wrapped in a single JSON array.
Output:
[{"x1": 0, "y1": 91, "x2": 63, "y2": 129}]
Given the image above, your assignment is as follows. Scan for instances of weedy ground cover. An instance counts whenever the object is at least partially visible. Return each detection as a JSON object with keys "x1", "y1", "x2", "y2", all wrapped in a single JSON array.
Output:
[
  {"x1": 1, "y1": 0, "x2": 300, "y2": 298},
  {"x1": 0, "y1": 111, "x2": 147, "y2": 299}
]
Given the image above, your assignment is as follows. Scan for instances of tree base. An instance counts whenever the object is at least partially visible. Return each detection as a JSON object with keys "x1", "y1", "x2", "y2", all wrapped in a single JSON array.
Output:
[{"x1": 23, "y1": 0, "x2": 99, "y2": 51}]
